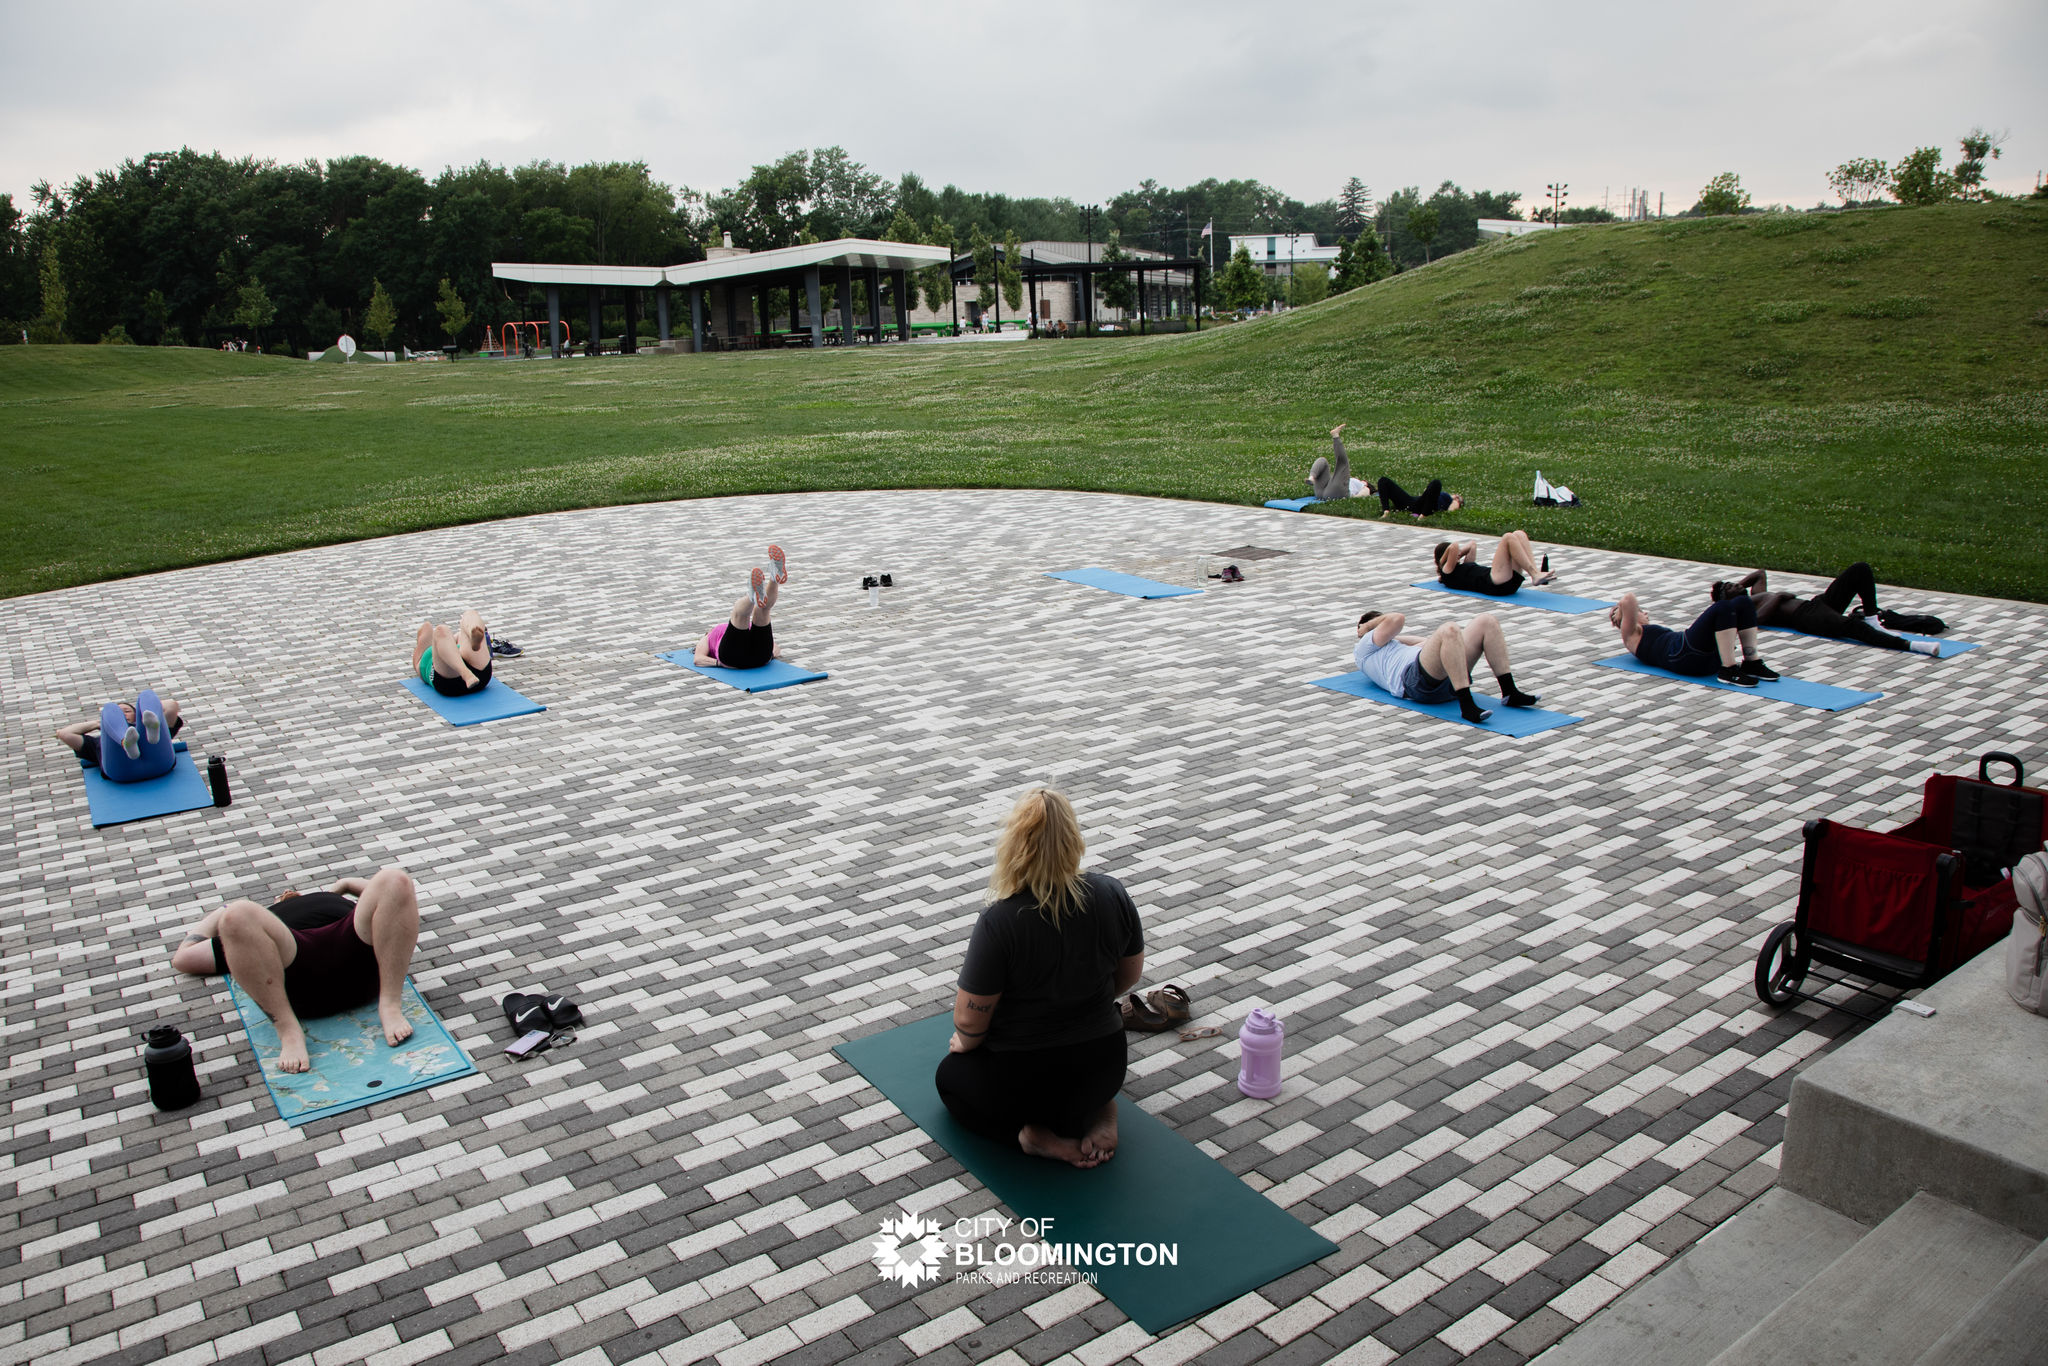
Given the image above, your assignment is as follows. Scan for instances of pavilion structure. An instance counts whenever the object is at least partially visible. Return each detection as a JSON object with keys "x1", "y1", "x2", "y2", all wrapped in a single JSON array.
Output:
[{"x1": 492, "y1": 239, "x2": 954, "y2": 357}]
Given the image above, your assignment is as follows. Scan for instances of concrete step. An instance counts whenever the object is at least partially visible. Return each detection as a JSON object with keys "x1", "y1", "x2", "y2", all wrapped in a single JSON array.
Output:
[
  {"x1": 1915, "y1": 1235, "x2": 2048, "y2": 1366},
  {"x1": 1529, "y1": 1188, "x2": 1868, "y2": 1366},
  {"x1": 1709, "y1": 1191, "x2": 2035, "y2": 1366}
]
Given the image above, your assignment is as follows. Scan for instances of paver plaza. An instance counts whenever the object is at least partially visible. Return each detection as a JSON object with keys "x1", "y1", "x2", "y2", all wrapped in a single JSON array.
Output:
[{"x1": 4, "y1": 489, "x2": 2041, "y2": 1366}]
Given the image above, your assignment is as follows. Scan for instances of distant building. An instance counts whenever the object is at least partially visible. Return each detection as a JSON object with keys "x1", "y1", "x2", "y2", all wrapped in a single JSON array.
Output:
[{"x1": 1227, "y1": 233, "x2": 1341, "y2": 277}]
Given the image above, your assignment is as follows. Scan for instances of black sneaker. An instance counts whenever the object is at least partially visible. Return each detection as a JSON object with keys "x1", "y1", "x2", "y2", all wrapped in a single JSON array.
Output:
[
  {"x1": 489, "y1": 637, "x2": 524, "y2": 658},
  {"x1": 1740, "y1": 657, "x2": 1780, "y2": 682},
  {"x1": 1716, "y1": 665, "x2": 1758, "y2": 687}
]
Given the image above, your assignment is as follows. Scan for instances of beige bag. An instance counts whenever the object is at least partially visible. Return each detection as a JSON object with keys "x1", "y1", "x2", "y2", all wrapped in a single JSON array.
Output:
[{"x1": 2006, "y1": 849, "x2": 2048, "y2": 1015}]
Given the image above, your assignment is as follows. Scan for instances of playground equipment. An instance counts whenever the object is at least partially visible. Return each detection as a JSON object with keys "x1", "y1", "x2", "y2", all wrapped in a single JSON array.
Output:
[{"x1": 486, "y1": 321, "x2": 572, "y2": 357}]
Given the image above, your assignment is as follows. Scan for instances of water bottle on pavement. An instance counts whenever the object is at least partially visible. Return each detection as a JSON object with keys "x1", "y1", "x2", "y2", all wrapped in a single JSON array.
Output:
[{"x1": 1237, "y1": 1007, "x2": 1285, "y2": 1099}]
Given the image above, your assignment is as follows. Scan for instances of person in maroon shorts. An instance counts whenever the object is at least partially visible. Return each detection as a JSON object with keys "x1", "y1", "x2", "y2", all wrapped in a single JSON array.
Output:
[{"x1": 170, "y1": 868, "x2": 420, "y2": 1074}]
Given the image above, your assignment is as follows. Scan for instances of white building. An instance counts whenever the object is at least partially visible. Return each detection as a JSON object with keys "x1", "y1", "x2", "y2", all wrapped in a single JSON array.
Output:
[{"x1": 1227, "y1": 233, "x2": 1341, "y2": 277}]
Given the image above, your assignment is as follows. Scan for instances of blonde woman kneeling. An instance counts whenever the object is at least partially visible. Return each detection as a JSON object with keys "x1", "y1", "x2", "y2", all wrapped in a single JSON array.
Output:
[{"x1": 937, "y1": 789, "x2": 1145, "y2": 1169}]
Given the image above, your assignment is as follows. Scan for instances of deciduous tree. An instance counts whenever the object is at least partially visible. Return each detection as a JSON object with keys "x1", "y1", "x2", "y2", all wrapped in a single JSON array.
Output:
[
  {"x1": 364, "y1": 278, "x2": 397, "y2": 355},
  {"x1": 920, "y1": 219, "x2": 955, "y2": 314},
  {"x1": 1097, "y1": 232, "x2": 1137, "y2": 316},
  {"x1": 435, "y1": 277, "x2": 469, "y2": 350},
  {"x1": 1694, "y1": 172, "x2": 1751, "y2": 216},
  {"x1": 1000, "y1": 230, "x2": 1023, "y2": 313},
  {"x1": 1218, "y1": 245, "x2": 1263, "y2": 312},
  {"x1": 1889, "y1": 149, "x2": 1953, "y2": 206},
  {"x1": 1407, "y1": 203, "x2": 1440, "y2": 262},
  {"x1": 1827, "y1": 157, "x2": 1890, "y2": 206}
]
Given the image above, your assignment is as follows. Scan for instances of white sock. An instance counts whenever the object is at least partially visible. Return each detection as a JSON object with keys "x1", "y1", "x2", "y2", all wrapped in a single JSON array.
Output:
[
  {"x1": 140, "y1": 710, "x2": 162, "y2": 744},
  {"x1": 1909, "y1": 638, "x2": 1939, "y2": 657},
  {"x1": 120, "y1": 726, "x2": 141, "y2": 760}
]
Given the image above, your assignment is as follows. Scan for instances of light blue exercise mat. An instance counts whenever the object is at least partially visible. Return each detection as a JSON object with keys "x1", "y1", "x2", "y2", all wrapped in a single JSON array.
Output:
[
  {"x1": 1592, "y1": 654, "x2": 1882, "y2": 711},
  {"x1": 77, "y1": 741, "x2": 213, "y2": 828},
  {"x1": 658, "y1": 650, "x2": 828, "y2": 693},
  {"x1": 227, "y1": 976, "x2": 476, "y2": 1126},
  {"x1": 1044, "y1": 568, "x2": 1202, "y2": 599},
  {"x1": 1309, "y1": 672, "x2": 1582, "y2": 736},
  {"x1": 835, "y1": 1012, "x2": 1337, "y2": 1335},
  {"x1": 1263, "y1": 496, "x2": 1323, "y2": 512},
  {"x1": 1410, "y1": 580, "x2": 1616, "y2": 615},
  {"x1": 400, "y1": 676, "x2": 545, "y2": 725},
  {"x1": 1763, "y1": 626, "x2": 1978, "y2": 659}
]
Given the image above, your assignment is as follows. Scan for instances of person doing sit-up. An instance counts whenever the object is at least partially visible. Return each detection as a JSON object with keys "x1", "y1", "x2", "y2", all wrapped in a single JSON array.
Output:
[
  {"x1": 1610, "y1": 592, "x2": 1778, "y2": 685},
  {"x1": 1710, "y1": 565, "x2": 1941, "y2": 656},
  {"x1": 1435, "y1": 531, "x2": 1556, "y2": 596},
  {"x1": 170, "y1": 868, "x2": 421, "y2": 1074},
  {"x1": 1354, "y1": 609, "x2": 1542, "y2": 724},
  {"x1": 57, "y1": 692, "x2": 184, "y2": 776},
  {"x1": 692, "y1": 545, "x2": 789, "y2": 669},
  {"x1": 412, "y1": 610, "x2": 497, "y2": 696}
]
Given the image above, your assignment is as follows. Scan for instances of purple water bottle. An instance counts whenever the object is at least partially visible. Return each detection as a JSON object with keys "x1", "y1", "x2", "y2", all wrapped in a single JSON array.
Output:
[{"x1": 1237, "y1": 1007, "x2": 1285, "y2": 1099}]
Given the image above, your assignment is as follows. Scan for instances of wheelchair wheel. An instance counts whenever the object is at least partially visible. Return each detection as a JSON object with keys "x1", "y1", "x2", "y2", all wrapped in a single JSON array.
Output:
[{"x1": 1755, "y1": 923, "x2": 1806, "y2": 1007}]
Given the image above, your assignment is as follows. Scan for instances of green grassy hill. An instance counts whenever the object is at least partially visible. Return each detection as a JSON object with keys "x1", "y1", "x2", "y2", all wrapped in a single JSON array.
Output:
[{"x1": 2, "y1": 202, "x2": 2044, "y2": 601}]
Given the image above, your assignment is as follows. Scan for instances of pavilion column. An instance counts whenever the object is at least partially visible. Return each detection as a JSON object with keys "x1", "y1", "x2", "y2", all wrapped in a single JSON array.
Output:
[
  {"x1": 866, "y1": 267, "x2": 882, "y2": 343},
  {"x1": 1027, "y1": 256, "x2": 1039, "y2": 335},
  {"x1": 587, "y1": 289, "x2": 603, "y2": 355},
  {"x1": 805, "y1": 267, "x2": 823, "y2": 348},
  {"x1": 622, "y1": 292, "x2": 639, "y2": 354},
  {"x1": 894, "y1": 270, "x2": 910, "y2": 340},
  {"x1": 690, "y1": 285, "x2": 705, "y2": 353},
  {"x1": 656, "y1": 286, "x2": 671, "y2": 342},
  {"x1": 725, "y1": 283, "x2": 738, "y2": 341},
  {"x1": 837, "y1": 264, "x2": 855, "y2": 343},
  {"x1": 1138, "y1": 270, "x2": 1147, "y2": 335},
  {"x1": 547, "y1": 286, "x2": 562, "y2": 358},
  {"x1": 789, "y1": 274, "x2": 800, "y2": 335}
]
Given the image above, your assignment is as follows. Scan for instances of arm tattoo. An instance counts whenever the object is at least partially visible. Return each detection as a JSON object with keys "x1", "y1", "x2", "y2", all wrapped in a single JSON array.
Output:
[{"x1": 965, "y1": 1000, "x2": 992, "y2": 1013}]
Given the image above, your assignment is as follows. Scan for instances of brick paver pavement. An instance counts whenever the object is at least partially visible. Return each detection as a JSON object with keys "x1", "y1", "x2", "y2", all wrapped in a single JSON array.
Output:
[{"x1": 4, "y1": 490, "x2": 2041, "y2": 1366}]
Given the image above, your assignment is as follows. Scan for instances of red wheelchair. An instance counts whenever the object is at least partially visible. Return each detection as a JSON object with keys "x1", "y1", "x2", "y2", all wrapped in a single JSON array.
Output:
[{"x1": 1755, "y1": 752, "x2": 2048, "y2": 1018}]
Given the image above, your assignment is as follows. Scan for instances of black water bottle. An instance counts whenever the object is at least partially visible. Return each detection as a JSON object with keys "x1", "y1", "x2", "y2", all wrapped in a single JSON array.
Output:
[
  {"x1": 141, "y1": 1026, "x2": 201, "y2": 1111},
  {"x1": 207, "y1": 755, "x2": 231, "y2": 807}
]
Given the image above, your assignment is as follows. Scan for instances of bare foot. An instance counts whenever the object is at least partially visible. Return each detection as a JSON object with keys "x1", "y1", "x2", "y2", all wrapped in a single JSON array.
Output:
[
  {"x1": 1080, "y1": 1101, "x2": 1119, "y2": 1164},
  {"x1": 1019, "y1": 1124, "x2": 1102, "y2": 1168},
  {"x1": 276, "y1": 1028, "x2": 311, "y2": 1074},
  {"x1": 379, "y1": 996, "x2": 414, "y2": 1047},
  {"x1": 1331, "y1": 423, "x2": 1346, "y2": 438}
]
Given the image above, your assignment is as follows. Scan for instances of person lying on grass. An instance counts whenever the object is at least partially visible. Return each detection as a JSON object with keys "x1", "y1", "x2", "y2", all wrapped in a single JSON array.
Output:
[
  {"x1": 1610, "y1": 592, "x2": 1779, "y2": 685},
  {"x1": 1308, "y1": 424, "x2": 1365, "y2": 501},
  {"x1": 1354, "y1": 609, "x2": 1543, "y2": 725},
  {"x1": 56, "y1": 691, "x2": 183, "y2": 776},
  {"x1": 170, "y1": 868, "x2": 421, "y2": 1074},
  {"x1": 937, "y1": 788, "x2": 1143, "y2": 1170},
  {"x1": 1435, "y1": 530, "x2": 1557, "y2": 596},
  {"x1": 691, "y1": 545, "x2": 791, "y2": 669},
  {"x1": 1375, "y1": 474, "x2": 1463, "y2": 519},
  {"x1": 1709, "y1": 564, "x2": 1941, "y2": 656}
]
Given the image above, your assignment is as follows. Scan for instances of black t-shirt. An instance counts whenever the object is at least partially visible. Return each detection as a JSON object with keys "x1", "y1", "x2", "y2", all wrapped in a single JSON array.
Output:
[
  {"x1": 958, "y1": 871, "x2": 1144, "y2": 1051},
  {"x1": 212, "y1": 891, "x2": 354, "y2": 975}
]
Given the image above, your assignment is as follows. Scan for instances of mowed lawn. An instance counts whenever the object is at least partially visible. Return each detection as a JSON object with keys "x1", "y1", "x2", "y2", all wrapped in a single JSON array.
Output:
[{"x1": 2, "y1": 201, "x2": 2045, "y2": 602}]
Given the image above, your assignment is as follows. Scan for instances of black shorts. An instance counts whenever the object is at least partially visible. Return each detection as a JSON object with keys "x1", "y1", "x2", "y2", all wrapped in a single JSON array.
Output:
[
  {"x1": 1442, "y1": 563, "x2": 1522, "y2": 597},
  {"x1": 716, "y1": 623, "x2": 774, "y2": 670},
  {"x1": 214, "y1": 892, "x2": 380, "y2": 1020},
  {"x1": 431, "y1": 657, "x2": 492, "y2": 696}
]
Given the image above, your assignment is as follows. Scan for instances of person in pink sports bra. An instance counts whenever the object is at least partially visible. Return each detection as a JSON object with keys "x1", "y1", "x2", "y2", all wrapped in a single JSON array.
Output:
[{"x1": 692, "y1": 545, "x2": 791, "y2": 669}]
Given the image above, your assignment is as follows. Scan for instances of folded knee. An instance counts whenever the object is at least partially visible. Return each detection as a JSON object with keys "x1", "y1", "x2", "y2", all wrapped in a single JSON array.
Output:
[
  {"x1": 217, "y1": 900, "x2": 270, "y2": 935},
  {"x1": 1470, "y1": 612, "x2": 1500, "y2": 632},
  {"x1": 369, "y1": 867, "x2": 416, "y2": 905}
]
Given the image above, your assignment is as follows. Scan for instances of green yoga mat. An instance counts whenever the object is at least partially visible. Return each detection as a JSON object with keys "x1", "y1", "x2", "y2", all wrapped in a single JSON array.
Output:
[{"x1": 835, "y1": 1012, "x2": 1337, "y2": 1334}]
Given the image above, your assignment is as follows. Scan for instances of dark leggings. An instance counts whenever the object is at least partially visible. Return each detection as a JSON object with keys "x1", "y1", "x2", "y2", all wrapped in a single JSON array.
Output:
[
  {"x1": 1814, "y1": 562, "x2": 1879, "y2": 615},
  {"x1": 935, "y1": 1030, "x2": 1127, "y2": 1144},
  {"x1": 1645, "y1": 595, "x2": 1757, "y2": 673},
  {"x1": 1683, "y1": 594, "x2": 1756, "y2": 651},
  {"x1": 1753, "y1": 563, "x2": 1904, "y2": 649},
  {"x1": 1377, "y1": 476, "x2": 1443, "y2": 515}
]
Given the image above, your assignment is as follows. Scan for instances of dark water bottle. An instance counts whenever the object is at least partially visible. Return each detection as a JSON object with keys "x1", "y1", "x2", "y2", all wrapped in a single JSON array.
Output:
[
  {"x1": 141, "y1": 1026, "x2": 201, "y2": 1111},
  {"x1": 207, "y1": 755, "x2": 231, "y2": 807}
]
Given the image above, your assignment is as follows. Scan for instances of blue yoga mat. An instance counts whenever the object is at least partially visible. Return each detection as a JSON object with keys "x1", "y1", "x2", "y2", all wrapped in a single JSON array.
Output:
[
  {"x1": 1045, "y1": 569, "x2": 1202, "y2": 599},
  {"x1": 401, "y1": 675, "x2": 545, "y2": 725},
  {"x1": 658, "y1": 650, "x2": 828, "y2": 693},
  {"x1": 1592, "y1": 654, "x2": 1882, "y2": 711},
  {"x1": 835, "y1": 1012, "x2": 1336, "y2": 1335},
  {"x1": 228, "y1": 976, "x2": 476, "y2": 1126},
  {"x1": 1763, "y1": 626, "x2": 1978, "y2": 659},
  {"x1": 1263, "y1": 496, "x2": 1322, "y2": 512},
  {"x1": 78, "y1": 742, "x2": 213, "y2": 828},
  {"x1": 1410, "y1": 580, "x2": 1616, "y2": 615},
  {"x1": 1309, "y1": 671, "x2": 1581, "y2": 736}
]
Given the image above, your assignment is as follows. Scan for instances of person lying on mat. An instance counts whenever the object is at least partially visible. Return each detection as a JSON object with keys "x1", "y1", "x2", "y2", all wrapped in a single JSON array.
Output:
[
  {"x1": 412, "y1": 610, "x2": 497, "y2": 696},
  {"x1": 937, "y1": 787, "x2": 1142, "y2": 1170},
  {"x1": 1354, "y1": 609, "x2": 1542, "y2": 724},
  {"x1": 1709, "y1": 565, "x2": 1942, "y2": 656},
  {"x1": 691, "y1": 546, "x2": 789, "y2": 669},
  {"x1": 1374, "y1": 474, "x2": 1462, "y2": 520},
  {"x1": 1307, "y1": 424, "x2": 1367, "y2": 501},
  {"x1": 1435, "y1": 531, "x2": 1557, "y2": 596},
  {"x1": 1610, "y1": 592, "x2": 1779, "y2": 686},
  {"x1": 56, "y1": 692, "x2": 184, "y2": 775},
  {"x1": 169, "y1": 868, "x2": 421, "y2": 1074}
]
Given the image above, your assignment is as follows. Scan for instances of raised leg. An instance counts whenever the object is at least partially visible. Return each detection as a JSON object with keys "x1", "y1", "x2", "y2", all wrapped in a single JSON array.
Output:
[
  {"x1": 1493, "y1": 531, "x2": 1549, "y2": 584},
  {"x1": 430, "y1": 625, "x2": 477, "y2": 686},
  {"x1": 754, "y1": 575, "x2": 778, "y2": 625},
  {"x1": 727, "y1": 593, "x2": 756, "y2": 631},
  {"x1": 351, "y1": 868, "x2": 419, "y2": 1047},
  {"x1": 1418, "y1": 622, "x2": 1473, "y2": 690},
  {"x1": 413, "y1": 621, "x2": 435, "y2": 674},
  {"x1": 1816, "y1": 562, "x2": 1878, "y2": 615},
  {"x1": 218, "y1": 900, "x2": 309, "y2": 1072},
  {"x1": 1464, "y1": 612, "x2": 1511, "y2": 678}
]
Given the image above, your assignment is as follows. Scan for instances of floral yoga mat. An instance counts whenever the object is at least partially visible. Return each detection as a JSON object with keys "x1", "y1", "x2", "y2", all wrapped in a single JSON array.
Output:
[{"x1": 227, "y1": 977, "x2": 476, "y2": 1126}]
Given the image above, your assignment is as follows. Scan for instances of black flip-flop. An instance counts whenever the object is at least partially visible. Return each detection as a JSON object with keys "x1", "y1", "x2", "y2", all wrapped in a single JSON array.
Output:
[{"x1": 502, "y1": 992, "x2": 550, "y2": 1035}]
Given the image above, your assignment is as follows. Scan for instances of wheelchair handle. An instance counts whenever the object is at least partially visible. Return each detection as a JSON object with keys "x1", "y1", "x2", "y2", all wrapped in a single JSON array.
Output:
[{"x1": 1979, "y1": 752, "x2": 2024, "y2": 787}]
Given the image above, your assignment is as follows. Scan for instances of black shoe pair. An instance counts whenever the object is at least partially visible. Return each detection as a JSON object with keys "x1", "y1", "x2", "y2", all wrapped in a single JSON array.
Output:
[{"x1": 502, "y1": 991, "x2": 582, "y2": 1036}]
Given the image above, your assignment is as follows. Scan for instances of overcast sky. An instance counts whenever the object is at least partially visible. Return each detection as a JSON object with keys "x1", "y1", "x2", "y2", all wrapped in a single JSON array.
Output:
[{"x1": 3, "y1": 0, "x2": 2042, "y2": 221}]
